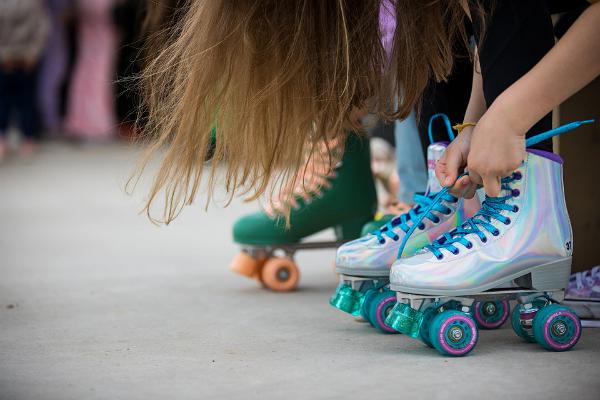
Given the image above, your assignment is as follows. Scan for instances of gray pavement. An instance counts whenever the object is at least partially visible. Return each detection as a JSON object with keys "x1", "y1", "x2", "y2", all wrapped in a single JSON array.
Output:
[{"x1": 0, "y1": 142, "x2": 599, "y2": 400}]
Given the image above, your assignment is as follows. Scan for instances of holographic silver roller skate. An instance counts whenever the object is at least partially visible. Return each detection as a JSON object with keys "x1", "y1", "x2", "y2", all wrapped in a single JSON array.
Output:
[
  {"x1": 330, "y1": 115, "x2": 480, "y2": 333},
  {"x1": 386, "y1": 120, "x2": 593, "y2": 356}
]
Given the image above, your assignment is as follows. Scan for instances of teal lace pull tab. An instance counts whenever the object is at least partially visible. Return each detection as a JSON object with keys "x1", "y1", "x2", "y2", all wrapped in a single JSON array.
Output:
[{"x1": 525, "y1": 119, "x2": 594, "y2": 148}]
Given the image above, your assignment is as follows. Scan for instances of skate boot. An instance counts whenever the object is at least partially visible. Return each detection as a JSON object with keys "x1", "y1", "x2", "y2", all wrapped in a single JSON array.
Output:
[
  {"x1": 386, "y1": 120, "x2": 593, "y2": 356},
  {"x1": 330, "y1": 139, "x2": 480, "y2": 333},
  {"x1": 230, "y1": 133, "x2": 377, "y2": 292}
]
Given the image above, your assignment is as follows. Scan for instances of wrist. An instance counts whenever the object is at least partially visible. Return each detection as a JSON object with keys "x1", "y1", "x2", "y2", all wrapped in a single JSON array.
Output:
[{"x1": 487, "y1": 95, "x2": 530, "y2": 138}]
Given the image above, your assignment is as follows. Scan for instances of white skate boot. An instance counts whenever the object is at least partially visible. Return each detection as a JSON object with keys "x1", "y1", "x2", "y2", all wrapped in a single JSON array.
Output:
[{"x1": 386, "y1": 120, "x2": 593, "y2": 355}]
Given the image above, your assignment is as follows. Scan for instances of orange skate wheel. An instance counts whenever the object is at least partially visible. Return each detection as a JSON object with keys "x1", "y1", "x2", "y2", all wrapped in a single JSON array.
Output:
[
  {"x1": 230, "y1": 252, "x2": 261, "y2": 279},
  {"x1": 260, "y1": 257, "x2": 300, "y2": 292}
]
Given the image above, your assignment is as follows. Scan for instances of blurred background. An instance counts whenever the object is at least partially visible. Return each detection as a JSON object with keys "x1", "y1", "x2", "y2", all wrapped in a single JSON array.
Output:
[{"x1": 0, "y1": 0, "x2": 145, "y2": 155}]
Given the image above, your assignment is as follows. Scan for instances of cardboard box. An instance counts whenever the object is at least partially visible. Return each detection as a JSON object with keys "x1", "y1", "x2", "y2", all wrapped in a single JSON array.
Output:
[{"x1": 558, "y1": 77, "x2": 600, "y2": 272}]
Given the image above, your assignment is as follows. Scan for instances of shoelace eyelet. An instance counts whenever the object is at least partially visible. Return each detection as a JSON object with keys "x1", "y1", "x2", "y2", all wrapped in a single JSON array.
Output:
[
  {"x1": 465, "y1": 242, "x2": 473, "y2": 249},
  {"x1": 432, "y1": 217, "x2": 440, "y2": 224},
  {"x1": 511, "y1": 189, "x2": 520, "y2": 197},
  {"x1": 436, "y1": 254, "x2": 444, "y2": 260},
  {"x1": 513, "y1": 205, "x2": 519, "y2": 213},
  {"x1": 481, "y1": 236, "x2": 488, "y2": 243},
  {"x1": 392, "y1": 235, "x2": 400, "y2": 241},
  {"x1": 378, "y1": 239, "x2": 385, "y2": 245},
  {"x1": 452, "y1": 249, "x2": 460, "y2": 255},
  {"x1": 418, "y1": 223, "x2": 425, "y2": 230},
  {"x1": 492, "y1": 230, "x2": 500, "y2": 236},
  {"x1": 513, "y1": 171, "x2": 522, "y2": 180},
  {"x1": 504, "y1": 218, "x2": 511, "y2": 225}
]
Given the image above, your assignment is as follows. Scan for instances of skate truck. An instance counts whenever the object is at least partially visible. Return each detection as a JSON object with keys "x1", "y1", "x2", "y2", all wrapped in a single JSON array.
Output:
[
  {"x1": 383, "y1": 119, "x2": 594, "y2": 356},
  {"x1": 230, "y1": 134, "x2": 377, "y2": 291},
  {"x1": 330, "y1": 114, "x2": 507, "y2": 333}
]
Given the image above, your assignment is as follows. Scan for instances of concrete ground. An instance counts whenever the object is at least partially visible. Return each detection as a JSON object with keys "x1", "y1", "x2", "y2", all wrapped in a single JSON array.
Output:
[{"x1": 0, "y1": 142, "x2": 599, "y2": 400}]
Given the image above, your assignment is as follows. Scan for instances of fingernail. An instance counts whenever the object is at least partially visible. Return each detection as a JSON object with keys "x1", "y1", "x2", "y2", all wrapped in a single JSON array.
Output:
[{"x1": 444, "y1": 177, "x2": 452, "y2": 186}]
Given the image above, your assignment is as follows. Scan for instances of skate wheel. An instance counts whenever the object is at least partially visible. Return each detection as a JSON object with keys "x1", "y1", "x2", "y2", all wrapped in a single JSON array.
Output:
[
  {"x1": 429, "y1": 310, "x2": 478, "y2": 357},
  {"x1": 359, "y1": 288, "x2": 378, "y2": 326},
  {"x1": 385, "y1": 303, "x2": 423, "y2": 338},
  {"x1": 367, "y1": 291, "x2": 398, "y2": 334},
  {"x1": 533, "y1": 304, "x2": 581, "y2": 352},
  {"x1": 260, "y1": 257, "x2": 300, "y2": 292},
  {"x1": 473, "y1": 300, "x2": 510, "y2": 330},
  {"x1": 511, "y1": 304, "x2": 536, "y2": 343},
  {"x1": 230, "y1": 252, "x2": 262, "y2": 278},
  {"x1": 419, "y1": 304, "x2": 438, "y2": 348}
]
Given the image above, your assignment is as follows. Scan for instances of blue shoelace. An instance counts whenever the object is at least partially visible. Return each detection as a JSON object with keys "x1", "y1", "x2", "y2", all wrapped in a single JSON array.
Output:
[
  {"x1": 373, "y1": 192, "x2": 458, "y2": 245},
  {"x1": 425, "y1": 172, "x2": 522, "y2": 260}
]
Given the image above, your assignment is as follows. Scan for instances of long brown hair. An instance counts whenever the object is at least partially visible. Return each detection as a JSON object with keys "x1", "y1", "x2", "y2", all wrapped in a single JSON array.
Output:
[{"x1": 135, "y1": 0, "x2": 478, "y2": 223}]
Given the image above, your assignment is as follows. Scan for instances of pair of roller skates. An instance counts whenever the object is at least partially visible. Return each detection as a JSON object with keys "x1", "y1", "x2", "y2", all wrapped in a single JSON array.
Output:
[
  {"x1": 333, "y1": 118, "x2": 593, "y2": 356},
  {"x1": 330, "y1": 121, "x2": 485, "y2": 332}
]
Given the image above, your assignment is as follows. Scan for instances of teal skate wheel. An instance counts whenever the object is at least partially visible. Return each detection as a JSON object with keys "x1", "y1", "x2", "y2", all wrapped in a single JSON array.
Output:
[
  {"x1": 418, "y1": 304, "x2": 438, "y2": 348},
  {"x1": 360, "y1": 288, "x2": 378, "y2": 326},
  {"x1": 429, "y1": 310, "x2": 478, "y2": 357},
  {"x1": 368, "y1": 291, "x2": 398, "y2": 334},
  {"x1": 533, "y1": 304, "x2": 581, "y2": 352},
  {"x1": 511, "y1": 299, "x2": 550, "y2": 343},
  {"x1": 329, "y1": 283, "x2": 363, "y2": 316},
  {"x1": 511, "y1": 304, "x2": 537, "y2": 343},
  {"x1": 385, "y1": 303, "x2": 423, "y2": 338},
  {"x1": 473, "y1": 300, "x2": 509, "y2": 330}
]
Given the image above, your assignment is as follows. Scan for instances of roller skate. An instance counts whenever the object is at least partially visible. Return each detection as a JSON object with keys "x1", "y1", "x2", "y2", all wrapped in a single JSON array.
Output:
[
  {"x1": 330, "y1": 129, "x2": 481, "y2": 333},
  {"x1": 386, "y1": 120, "x2": 593, "y2": 356},
  {"x1": 230, "y1": 133, "x2": 377, "y2": 291}
]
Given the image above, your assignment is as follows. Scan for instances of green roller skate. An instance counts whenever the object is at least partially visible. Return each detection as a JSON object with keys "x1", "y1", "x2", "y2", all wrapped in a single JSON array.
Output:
[{"x1": 230, "y1": 134, "x2": 377, "y2": 291}]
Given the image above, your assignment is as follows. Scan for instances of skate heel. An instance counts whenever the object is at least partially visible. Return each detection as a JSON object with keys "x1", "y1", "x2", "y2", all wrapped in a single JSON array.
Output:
[
  {"x1": 336, "y1": 216, "x2": 371, "y2": 241},
  {"x1": 515, "y1": 257, "x2": 572, "y2": 291}
]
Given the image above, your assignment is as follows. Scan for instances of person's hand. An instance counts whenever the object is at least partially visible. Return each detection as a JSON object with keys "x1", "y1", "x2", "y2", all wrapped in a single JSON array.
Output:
[
  {"x1": 434, "y1": 126, "x2": 479, "y2": 199},
  {"x1": 466, "y1": 108, "x2": 526, "y2": 197}
]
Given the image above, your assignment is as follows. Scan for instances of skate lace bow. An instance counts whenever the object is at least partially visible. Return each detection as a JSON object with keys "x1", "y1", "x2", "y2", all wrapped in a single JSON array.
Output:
[
  {"x1": 425, "y1": 174, "x2": 521, "y2": 259},
  {"x1": 373, "y1": 192, "x2": 457, "y2": 244}
]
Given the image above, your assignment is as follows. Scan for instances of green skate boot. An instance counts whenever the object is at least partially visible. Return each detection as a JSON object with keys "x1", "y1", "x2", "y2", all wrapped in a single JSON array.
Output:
[
  {"x1": 359, "y1": 213, "x2": 395, "y2": 237},
  {"x1": 230, "y1": 134, "x2": 377, "y2": 291}
]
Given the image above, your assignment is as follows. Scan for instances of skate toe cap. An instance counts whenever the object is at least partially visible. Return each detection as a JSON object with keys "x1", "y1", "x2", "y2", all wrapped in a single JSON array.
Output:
[
  {"x1": 232, "y1": 212, "x2": 294, "y2": 245},
  {"x1": 389, "y1": 252, "x2": 437, "y2": 287},
  {"x1": 335, "y1": 235, "x2": 394, "y2": 271}
]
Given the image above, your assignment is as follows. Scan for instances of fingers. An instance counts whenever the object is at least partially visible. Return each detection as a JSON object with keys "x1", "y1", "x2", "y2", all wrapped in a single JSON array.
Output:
[
  {"x1": 434, "y1": 152, "x2": 450, "y2": 186},
  {"x1": 449, "y1": 175, "x2": 479, "y2": 199},
  {"x1": 482, "y1": 174, "x2": 502, "y2": 197},
  {"x1": 436, "y1": 147, "x2": 463, "y2": 188},
  {"x1": 462, "y1": 182, "x2": 478, "y2": 199},
  {"x1": 449, "y1": 175, "x2": 469, "y2": 196}
]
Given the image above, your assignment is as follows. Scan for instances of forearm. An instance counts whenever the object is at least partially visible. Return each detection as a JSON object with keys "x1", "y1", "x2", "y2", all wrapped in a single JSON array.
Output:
[
  {"x1": 492, "y1": 3, "x2": 600, "y2": 135},
  {"x1": 463, "y1": 50, "x2": 487, "y2": 123}
]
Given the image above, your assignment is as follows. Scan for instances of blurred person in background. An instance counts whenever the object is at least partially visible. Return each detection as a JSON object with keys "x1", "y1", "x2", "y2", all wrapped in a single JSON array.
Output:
[
  {"x1": 64, "y1": 0, "x2": 117, "y2": 142},
  {"x1": 38, "y1": 0, "x2": 73, "y2": 137},
  {"x1": 0, "y1": 0, "x2": 50, "y2": 161},
  {"x1": 114, "y1": 0, "x2": 144, "y2": 140}
]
